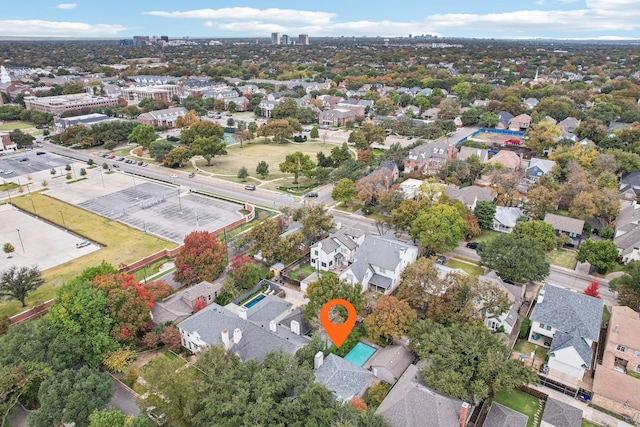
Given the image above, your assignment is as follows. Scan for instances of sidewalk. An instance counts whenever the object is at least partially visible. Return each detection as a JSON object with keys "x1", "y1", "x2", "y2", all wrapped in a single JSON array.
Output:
[{"x1": 530, "y1": 384, "x2": 635, "y2": 427}]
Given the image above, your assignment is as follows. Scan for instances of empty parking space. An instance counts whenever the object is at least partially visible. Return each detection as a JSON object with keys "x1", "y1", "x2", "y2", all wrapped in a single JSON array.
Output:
[{"x1": 0, "y1": 151, "x2": 70, "y2": 179}]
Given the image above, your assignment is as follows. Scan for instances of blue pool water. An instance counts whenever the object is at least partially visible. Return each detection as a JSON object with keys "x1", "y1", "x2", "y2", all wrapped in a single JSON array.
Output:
[
  {"x1": 344, "y1": 342, "x2": 376, "y2": 367},
  {"x1": 244, "y1": 294, "x2": 266, "y2": 308}
]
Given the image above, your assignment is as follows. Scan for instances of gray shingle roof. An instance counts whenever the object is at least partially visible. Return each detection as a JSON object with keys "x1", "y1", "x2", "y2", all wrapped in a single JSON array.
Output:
[
  {"x1": 346, "y1": 233, "x2": 416, "y2": 283},
  {"x1": 314, "y1": 353, "x2": 374, "y2": 402},
  {"x1": 494, "y1": 206, "x2": 524, "y2": 228},
  {"x1": 444, "y1": 184, "x2": 494, "y2": 207},
  {"x1": 541, "y1": 398, "x2": 582, "y2": 427},
  {"x1": 549, "y1": 331, "x2": 593, "y2": 367},
  {"x1": 614, "y1": 228, "x2": 640, "y2": 255},
  {"x1": 483, "y1": 403, "x2": 528, "y2": 427},
  {"x1": 377, "y1": 364, "x2": 468, "y2": 427},
  {"x1": 369, "y1": 273, "x2": 393, "y2": 290},
  {"x1": 543, "y1": 213, "x2": 585, "y2": 235}
]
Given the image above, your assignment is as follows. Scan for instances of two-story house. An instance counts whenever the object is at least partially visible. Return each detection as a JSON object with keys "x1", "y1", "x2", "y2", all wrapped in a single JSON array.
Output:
[
  {"x1": 339, "y1": 231, "x2": 418, "y2": 294},
  {"x1": 525, "y1": 158, "x2": 556, "y2": 182},
  {"x1": 479, "y1": 271, "x2": 525, "y2": 335},
  {"x1": 403, "y1": 140, "x2": 457, "y2": 175},
  {"x1": 592, "y1": 306, "x2": 640, "y2": 421},
  {"x1": 309, "y1": 230, "x2": 365, "y2": 272},
  {"x1": 529, "y1": 284, "x2": 604, "y2": 385}
]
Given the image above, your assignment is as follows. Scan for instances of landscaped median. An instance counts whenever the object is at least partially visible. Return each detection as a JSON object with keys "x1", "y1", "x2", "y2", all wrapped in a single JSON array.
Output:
[{"x1": 1, "y1": 193, "x2": 177, "y2": 317}]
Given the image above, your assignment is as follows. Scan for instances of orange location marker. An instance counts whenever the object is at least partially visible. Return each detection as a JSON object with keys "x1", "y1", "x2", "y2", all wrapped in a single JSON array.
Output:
[{"x1": 320, "y1": 299, "x2": 357, "y2": 348}]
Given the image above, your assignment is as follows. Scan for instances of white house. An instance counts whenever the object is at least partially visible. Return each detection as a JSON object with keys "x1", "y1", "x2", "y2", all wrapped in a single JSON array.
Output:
[
  {"x1": 493, "y1": 206, "x2": 524, "y2": 233},
  {"x1": 340, "y1": 231, "x2": 418, "y2": 294},
  {"x1": 478, "y1": 271, "x2": 524, "y2": 335},
  {"x1": 309, "y1": 229, "x2": 366, "y2": 272},
  {"x1": 399, "y1": 178, "x2": 424, "y2": 199},
  {"x1": 529, "y1": 284, "x2": 604, "y2": 383}
]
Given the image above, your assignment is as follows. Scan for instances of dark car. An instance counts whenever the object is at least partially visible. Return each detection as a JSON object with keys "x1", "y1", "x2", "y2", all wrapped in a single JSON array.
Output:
[
  {"x1": 112, "y1": 164, "x2": 119, "y2": 168},
  {"x1": 36, "y1": 151, "x2": 46, "y2": 155},
  {"x1": 188, "y1": 172, "x2": 195, "y2": 178},
  {"x1": 436, "y1": 255, "x2": 446, "y2": 265},
  {"x1": 466, "y1": 242, "x2": 479, "y2": 250},
  {"x1": 305, "y1": 192, "x2": 318, "y2": 198},
  {"x1": 244, "y1": 185, "x2": 256, "y2": 191}
]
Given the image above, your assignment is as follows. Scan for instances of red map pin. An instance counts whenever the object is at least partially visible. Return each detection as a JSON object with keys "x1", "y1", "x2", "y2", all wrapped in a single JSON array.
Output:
[{"x1": 320, "y1": 299, "x2": 357, "y2": 348}]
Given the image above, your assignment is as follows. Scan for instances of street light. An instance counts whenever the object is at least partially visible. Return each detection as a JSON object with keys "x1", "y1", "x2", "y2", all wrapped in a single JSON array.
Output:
[
  {"x1": 59, "y1": 210, "x2": 67, "y2": 230},
  {"x1": 16, "y1": 229, "x2": 25, "y2": 253}
]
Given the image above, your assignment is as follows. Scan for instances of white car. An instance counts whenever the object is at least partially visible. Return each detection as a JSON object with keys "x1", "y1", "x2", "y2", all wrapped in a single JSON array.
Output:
[
  {"x1": 76, "y1": 241, "x2": 90, "y2": 248},
  {"x1": 170, "y1": 174, "x2": 178, "y2": 179},
  {"x1": 3, "y1": 170, "x2": 12, "y2": 175}
]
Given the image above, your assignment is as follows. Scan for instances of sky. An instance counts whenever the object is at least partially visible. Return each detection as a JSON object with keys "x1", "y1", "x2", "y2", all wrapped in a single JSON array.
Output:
[{"x1": 2, "y1": 0, "x2": 640, "y2": 40}]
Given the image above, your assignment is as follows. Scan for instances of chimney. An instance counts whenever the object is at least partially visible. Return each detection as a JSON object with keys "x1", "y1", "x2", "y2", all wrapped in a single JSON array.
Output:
[
  {"x1": 233, "y1": 328, "x2": 242, "y2": 344},
  {"x1": 459, "y1": 402, "x2": 470, "y2": 427},
  {"x1": 269, "y1": 320, "x2": 277, "y2": 333},
  {"x1": 614, "y1": 324, "x2": 619, "y2": 334},
  {"x1": 238, "y1": 306, "x2": 248, "y2": 320},
  {"x1": 537, "y1": 289, "x2": 545, "y2": 304},
  {"x1": 291, "y1": 320, "x2": 300, "y2": 335},
  {"x1": 221, "y1": 329, "x2": 230, "y2": 350},
  {"x1": 314, "y1": 351, "x2": 324, "y2": 370}
]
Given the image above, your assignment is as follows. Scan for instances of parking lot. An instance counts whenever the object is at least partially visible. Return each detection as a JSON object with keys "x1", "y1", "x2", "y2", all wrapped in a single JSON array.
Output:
[
  {"x1": 0, "y1": 204, "x2": 99, "y2": 272},
  {"x1": 0, "y1": 150, "x2": 70, "y2": 180}
]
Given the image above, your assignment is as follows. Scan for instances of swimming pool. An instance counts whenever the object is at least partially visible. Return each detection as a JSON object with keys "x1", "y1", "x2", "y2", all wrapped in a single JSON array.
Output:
[
  {"x1": 244, "y1": 294, "x2": 266, "y2": 308},
  {"x1": 344, "y1": 342, "x2": 376, "y2": 367}
]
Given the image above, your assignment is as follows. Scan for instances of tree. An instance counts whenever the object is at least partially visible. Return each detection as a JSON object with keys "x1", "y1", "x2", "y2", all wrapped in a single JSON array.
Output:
[
  {"x1": 464, "y1": 214, "x2": 482, "y2": 240},
  {"x1": 609, "y1": 260, "x2": 640, "y2": 310},
  {"x1": 576, "y1": 239, "x2": 619, "y2": 274},
  {"x1": 191, "y1": 136, "x2": 227, "y2": 166},
  {"x1": 310, "y1": 126, "x2": 319, "y2": 139},
  {"x1": 163, "y1": 146, "x2": 192, "y2": 168},
  {"x1": 180, "y1": 120, "x2": 224, "y2": 145},
  {"x1": 257, "y1": 119, "x2": 296, "y2": 143},
  {"x1": 303, "y1": 275, "x2": 364, "y2": 322},
  {"x1": 364, "y1": 296, "x2": 417, "y2": 342},
  {"x1": 411, "y1": 203, "x2": 466, "y2": 254},
  {"x1": 330, "y1": 142, "x2": 352, "y2": 167},
  {"x1": 395, "y1": 257, "x2": 443, "y2": 316},
  {"x1": 247, "y1": 218, "x2": 282, "y2": 264},
  {"x1": 478, "y1": 234, "x2": 549, "y2": 283},
  {"x1": 28, "y1": 366, "x2": 113, "y2": 427},
  {"x1": 525, "y1": 121, "x2": 561, "y2": 153},
  {"x1": 103, "y1": 140, "x2": 116, "y2": 151},
  {"x1": 524, "y1": 184, "x2": 559, "y2": 220},
  {"x1": 332, "y1": 178, "x2": 356, "y2": 206},
  {"x1": 3, "y1": 243, "x2": 14, "y2": 258},
  {"x1": 237, "y1": 166, "x2": 249, "y2": 181},
  {"x1": 8, "y1": 129, "x2": 35, "y2": 148},
  {"x1": 293, "y1": 204, "x2": 335, "y2": 243},
  {"x1": 127, "y1": 124, "x2": 157, "y2": 148},
  {"x1": 478, "y1": 112, "x2": 500, "y2": 128},
  {"x1": 474, "y1": 201, "x2": 496, "y2": 229},
  {"x1": 160, "y1": 325, "x2": 182, "y2": 350},
  {"x1": 279, "y1": 151, "x2": 314, "y2": 184},
  {"x1": 513, "y1": 220, "x2": 557, "y2": 252},
  {"x1": 251, "y1": 161, "x2": 269, "y2": 180},
  {"x1": 0, "y1": 265, "x2": 45, "y2": 307},
  {"x1": 360, "y1": 122, "x2": 386, "y2": 148},
  {"x1": 174, "y1": 231, "x2": 228, "y2": 286},
  {"x1": 89, "y1": 409, "x2": 147, "y2": 427},
  {"x1": 409, "y1": 320, "x2": 538, "y2": 401},
  {"x1": 584, "y1": 281, "x2": 601, "y2": 299},
  {"x1": 148, "y1": 139, "x2": 175, "y2": 162}
]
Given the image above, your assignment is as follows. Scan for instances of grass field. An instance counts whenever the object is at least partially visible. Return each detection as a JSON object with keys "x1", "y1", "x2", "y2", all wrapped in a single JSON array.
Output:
[
  {"x1": 475, "y1": 229, "x2": 502, "y2": 243},
  {"x1": 513, "y1": 339, "x2": 549, "y2": 361},
  {"x1": 546, "y1": 249, "x2": 577, "y2": 269},
  {"x1": 493, "y1": 388, "x2": 541, "y2": 427},
  {"x1": 445, "y1": 259, "x2": 484, "y2": 277},
  {"x1": 0, "y1": 121, "x2": 35, "y2": 131},
  {"x1": 1, "y1": 193, "x2": 177, "y2": 317}
]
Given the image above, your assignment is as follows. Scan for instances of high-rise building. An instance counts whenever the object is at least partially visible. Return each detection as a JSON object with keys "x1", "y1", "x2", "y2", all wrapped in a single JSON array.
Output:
[
  {"x1": 281, "y1": 34, "x2": 290, "y2": 45},
  {"x1": 298, "y1": 34, "x2": 309, "y2": 45},
  {"x1": 271, "y1": 32, "x2": 281, "y2": 45}
]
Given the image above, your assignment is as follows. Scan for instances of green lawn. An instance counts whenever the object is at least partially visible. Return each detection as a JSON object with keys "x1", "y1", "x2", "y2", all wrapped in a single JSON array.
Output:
[
  {"x1": 445, "y1": 259, "x2": 484, "y2": 277},
  {"x1": 475, "y1": 230, "x2": 502, "y2": 243},
  {"x1": 291, "y1": 263, "x2": 316, "y2": 280},
  {"x1": 513, "y1": 338, "x2": 549, "y2": 361},
  {"x1": 1, "y1": 193, "x2": 177, "y2": 317},
  {"x1": 0, "y1": 121, "x2": 35, "y2": 131},
  {"x1": 546, "y1": 249, "x2": 577, "y2": 269},
  {"x1": 333, "y1": 202, "x2": 362, "y2": 213},
  {"x1": 581, "y1": 420, "x2": 599, "y2": 427},
  {"x1": 493, "y1": 388, "x2": 541, "y2": 427}
]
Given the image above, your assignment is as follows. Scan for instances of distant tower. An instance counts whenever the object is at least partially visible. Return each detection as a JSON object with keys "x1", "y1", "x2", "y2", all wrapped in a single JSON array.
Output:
[
  {"x1": 534, "y1": 66, "x2": 539, "y2": 82},
  {"x1": 298, "y1": 34, "x2": 309, "y2": 45},
  {"x1": 384, "y1": 38, "x2": 389, "y2": 47},
  {"x1": 271, "y1": 32, "x2": 281, "y2": 45},
  {"x1": 281, "y1": 34, "x2": 290, "y2": 45},
  {"x1": 0, "y1": 66, "x2": 10, "y2": 84}
]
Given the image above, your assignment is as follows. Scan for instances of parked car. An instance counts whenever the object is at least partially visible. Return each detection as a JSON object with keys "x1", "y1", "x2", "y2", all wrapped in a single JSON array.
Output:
[
  {"x1": 466, "y1": 242, "x2": 479, "y2": 250},
  {"x1": 3, "y1": 170, "x2": 13, "y2": 175},
  {"x1": 244, "y1": 185, "x2": 256, "y2": 191},
  {"x1": 436, "y1": 255, "x2": 446, "y2": 265},
  {"x1": 76, "y1": 241, "x2": 90, "y2": 248},
  {"x1": 170, "y1": 174, "x2": 178, "y2": 179},
  {"x1": 112, "y1": 164, "x2": 119, "y2": 168},
  {"x1": 141, "y1": 162, "x2": 148, "y2": 167},
  {"x1": 188, "y1": 172, "x2": 195, "y2": 178},
  {"x1": 137, "y1": 161, "x2": 144, "y2": 165},
  {"x1": 36, "y1": 151, "x2": 46, "y2": 155},
  {"x1": 305, "y1": 192, "x2": 318, "y2": 198}
]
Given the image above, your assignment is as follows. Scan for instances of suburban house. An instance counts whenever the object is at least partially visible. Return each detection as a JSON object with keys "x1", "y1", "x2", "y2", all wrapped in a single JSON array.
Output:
[
  {"x1": 0, "y1": 132, "x2": 16, "y2": 152},
  {"x1": 258, "y1": 99, "x2": 279, "y2": 118},
  {"x1": 313, "y1": 352, "x2": 374, "y2": 403},
  {"x1": 493, "y1": 206, "x2": 524, "y2": 233},
  {"x1": 399, "y1": 178, "x2": 425, "y2": 199},
  {"x1": 178, "y1": 292, "x2": 309, "y2": 362},
  {"x1": 592, "y1": 306, "x2": 640, "y2": 422},
  {"x1": 508, "y1": 114, "x2": 532, "y2": 132},
  {"x1": 487, "y1": 150, "x2": 521, "y2": 172},
  {"x1": 529, "y1": 284, "x2": 604, "y2": 384},
  {"x1": 540, "y1": 398, "x2": 583, "y2": 427},
  {"x1": 479, "y1": 271, "x2": 525, "y2": 335},
  {"x1": 376, "y1": 161, "x2": 400, "y2": 187},
  {"x1": 339, "y1": 231, "x2": 419, "y2": 294},
  {"x1": 309, "y1": 229, "x2": 366, "y2": 273},
  {"x1": 558, "y1": 117, "x2": 580, "y2": 136},
  {"x1": 223, "y1": 96, "x2": 250, "y2": 111},
  {"x1": 318, "y1": 109, "x2": 356, "y2": 127},
  {"x1": 543, "y1": 213, "x2": 585, "y2": 247},
  {"x1": 525, "y1": 158, "x2": 556, "y2": 182},
  {"x1": 444, "y1": 184, "x2": 494, "y2": 211},
  {"x1": 368, "y1": 345, "x2": 414, "y2": 385},
  {"x1": 523, "y1": 97, "x2": 539, "y2": 110},
  {"x1": 482, "y1": 403, "x2": 527, "y2": 427},
  {"x1": 614, "y1": 203, "x2": 640, "y2": 262},
  {"x1": 496, "y1": 111, "x2": 514, "y2": 129},
  {"x1": 458, "y1": 146, "x2": 489, "y2": 163},
  {"x1": 151, "y1": 280, "x2": 224, "y2": 324},
  {"x1": 137, "y1": 107, "x2": 188, "y2": 128},
  {"x1": 377, "y1": 364, "x2": 472, "y2": 427},
  {"x1": 619, "y1": 171, "x2": 640, "y2": 204},
  {"x1": 403, "y1": 140, "x2": 457, "y2": 175}
]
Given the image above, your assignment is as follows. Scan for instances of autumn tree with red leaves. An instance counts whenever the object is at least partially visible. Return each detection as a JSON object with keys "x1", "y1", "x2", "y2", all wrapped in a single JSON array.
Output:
[
  {"x1": 194, "y1": 296, "x2": 207, "y2": 312},
  {"x1": 230, "y1": 253, "x2": 253, "y2": 271},
  {"x1": 173, "y1": 231, "x2": 228, "y2": 286},
  {"x1": 160, "y1": 325, "x2": 182, "y2": 350},
  {"x1": 350, "y1": 396, "x2": 367, "y2": 412},
  {"x1": 584, "y1": 281, "x2": 601, "y2": 299}
]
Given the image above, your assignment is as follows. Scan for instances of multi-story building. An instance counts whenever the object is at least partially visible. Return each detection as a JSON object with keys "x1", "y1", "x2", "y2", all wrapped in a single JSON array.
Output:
[
  {"x1": 271, "y1": 32, "x2": 281, "y2": 45},
  {"x1": 23, "y1": 94, "x2": 118, "y2": 115},
  {"x1": 121, "y1": 85, "x2": 180, "y2": 103},
  {"x1": 281, "y1": 34, "x2": 290, "y2": 45},
  {"x1": 0, "y1": 132, "x2": 17, "y2": 152},
  {"x1": 592, "y1": 306, "x2": 640, "y2": 422},
  {"x1": 137, "y1": 107, "x2": 188, "y2": 128},
  {"x1": 298, "y1": 34, "x2": 309, "y2": 45}
]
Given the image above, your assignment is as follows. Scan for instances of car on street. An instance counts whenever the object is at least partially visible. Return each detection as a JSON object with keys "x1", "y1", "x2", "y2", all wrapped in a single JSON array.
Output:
[
  {"x1": 76, "y1": 241, "x2": 90, "y2": 248},
  {"x1": 244, "y1": 185, "x2": 256, "y2": 191},
  {"x1": 36, "y1": 151, "x2": 46, "y2": 155},
  {"x1": 466, "y1": 242, "x2": 479, "y2": 250},
  {"x1": 436, "y1": 255, "x2": 446, "y2": 265},
  {"x1": 141, "y1": 162, "x2": 148, "y2": 167},
  {"x1": 170, "y1": 174, "x2": 178, "y2": 179},
  {"x1": 188, "y1": 172, "x2": 195, "y2": 178},
  {"x1": 112, "y1": 164, "x2": 119, "y2": 168},
  {"x1": 3, "y1": 170, "x2": 13, "y2": 175},
  {"x1": 116, "y1": 157, "x2": 124, "y2": 161},
  {"x1": 305, "y1": 192, "x2": 318, "y2": 198},
  {"x1": 138, "y1": 161, "x2": 144, "y2": 165}
]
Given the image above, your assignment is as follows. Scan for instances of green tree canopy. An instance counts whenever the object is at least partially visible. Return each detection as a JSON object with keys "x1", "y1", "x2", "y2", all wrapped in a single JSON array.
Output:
[
  {"x1": 576, "y1": 239, "x2": 619, "y2": 274},
  {"x1": 477, "y1": 234, "x2": 550, "y2": 283},
  {"x1": 127, "y1": 124, "x2": 157, "y2": 148},
  {"x1": 513, "y1": 220, "x2": 557, "y2": 252},
  {"x1": 410, "y1": 203, "x2": 466, "y2": 254},
  {"x1": 0, "y1": 265, "x2": 44, "y2": 307},
  {"x1": 191, "y1": 135, "x2": 227, "y2": 166},
  {"x1": 148, "y1": 139, "x2": 175, "y2": 162},
  {"x1": 180, "y1": 120, "x2": 224, "y2": 145},
  {"x1": 474, "y1": 201, "x2": 496, "y2": 230},
  {"x1": 279, "y1": 151, "x2": 315, "y2": 184},
  {"x1": 303, "y1": 275, "x2": 364, "y2": 322},
  {"x1": 332, "y1": 178, "x2": 356, "y2": 206},
  {"x1": 609, "y1": 260, "x2": 640, "y2": 311}
]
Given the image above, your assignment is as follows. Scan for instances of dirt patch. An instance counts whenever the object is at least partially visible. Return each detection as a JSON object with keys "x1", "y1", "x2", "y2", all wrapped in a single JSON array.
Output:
[{"x1": 134, "y1": 349, "x2": 160, "y2": 370}]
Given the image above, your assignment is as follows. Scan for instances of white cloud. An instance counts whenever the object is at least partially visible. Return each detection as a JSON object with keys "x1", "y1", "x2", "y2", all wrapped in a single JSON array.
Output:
[
  {"x1": 55, "y1": 3, "x2": 78, "y2": 9},
  {"x1": 146, "y1": 7, "x2": 335, "y2": 26},
  {"x1": 0, "y1": 20, "x2": 127, "y2": 37}
]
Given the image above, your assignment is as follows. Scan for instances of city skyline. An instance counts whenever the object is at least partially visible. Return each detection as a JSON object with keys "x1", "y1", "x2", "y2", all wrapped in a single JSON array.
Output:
[{"x1": 2, "y1": 0, "x2": 640, "y2": 40}]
